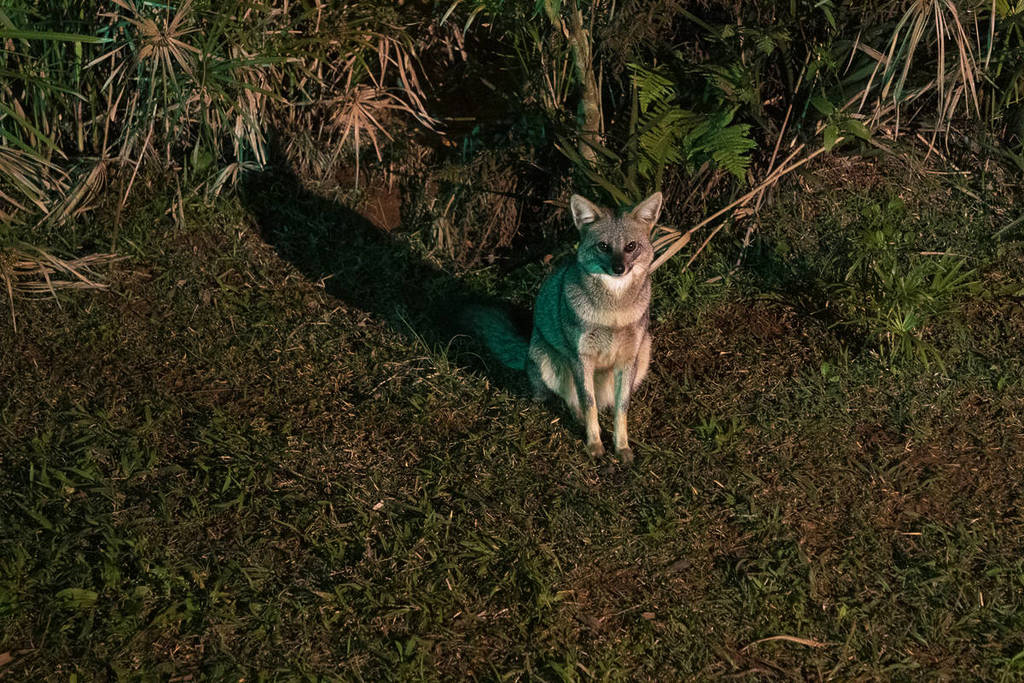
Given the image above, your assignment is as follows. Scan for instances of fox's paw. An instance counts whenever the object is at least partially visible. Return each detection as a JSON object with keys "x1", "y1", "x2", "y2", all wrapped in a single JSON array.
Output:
[
  {"x1": 585, "y1": 441, "x2": 605, "y2": 458},
  {"x1": 616, "y1": 447, "x2": 634, "y2": 466}
]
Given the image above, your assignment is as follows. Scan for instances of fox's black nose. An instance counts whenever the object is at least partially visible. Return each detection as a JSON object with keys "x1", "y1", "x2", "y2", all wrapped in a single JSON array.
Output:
[{"x1": 612, "y1": 263, "x2": 625, "y2": 275}]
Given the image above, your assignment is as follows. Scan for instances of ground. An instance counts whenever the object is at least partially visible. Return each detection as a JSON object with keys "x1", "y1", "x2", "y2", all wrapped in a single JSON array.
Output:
[{"x1": 1, "y1": 154, "x2": 1023, "y2": 679}]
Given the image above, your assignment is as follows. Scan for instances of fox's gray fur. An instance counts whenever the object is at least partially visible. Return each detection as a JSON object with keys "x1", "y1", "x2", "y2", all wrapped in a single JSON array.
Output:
[
  {"x1": 461, "y1": 303, "x2": 530, "y2": 371},
  {"x1": 526, "y1": 192, "x2": 662, "y2": 463}
]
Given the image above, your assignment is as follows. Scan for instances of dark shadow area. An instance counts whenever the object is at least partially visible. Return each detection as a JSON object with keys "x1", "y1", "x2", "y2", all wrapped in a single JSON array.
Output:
[
  {"x1": 241, "y1": 152, "x2": 535, "y2": 396},
  {"x1": 740, "y1": 234, "x2": 867, "y2": 354}
]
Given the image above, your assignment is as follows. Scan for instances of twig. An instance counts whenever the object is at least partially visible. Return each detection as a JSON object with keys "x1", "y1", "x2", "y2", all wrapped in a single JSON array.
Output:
[
  {"x1": 681, "y1": 218, "x2": 731, "y2": 277},
  {"x1": 993, "y1": 213, "x2": 1024, "y2": 239},
  {"x1": 915, "y1": 132, "x2": 955, "y2": 167},
  {"x1": 733, "y1": 220, "x2": 759, "y2": 271},
  {"x1": 741, "y1": 635, "x2": 828, "y2": 651},
  {"x1": 3, "y1": 271, "x2": 15, "y2": 333},
  {"x1": 651, "y1": 144, "x2": 829, "y2": 272}
]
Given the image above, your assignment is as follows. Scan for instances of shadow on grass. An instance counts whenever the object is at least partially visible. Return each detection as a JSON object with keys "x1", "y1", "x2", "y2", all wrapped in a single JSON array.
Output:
[
  {"x1": 740, "y1": 234, "x2": 867, "y2": 354},
  {"x1": 242, "y1": 158, "x2": 533, "y2": 396}
]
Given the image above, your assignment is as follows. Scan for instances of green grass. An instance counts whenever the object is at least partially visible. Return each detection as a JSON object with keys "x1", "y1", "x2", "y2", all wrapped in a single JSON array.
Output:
[{"x1": 2, "y1": 156, "x2": 1024, "y2": 679}]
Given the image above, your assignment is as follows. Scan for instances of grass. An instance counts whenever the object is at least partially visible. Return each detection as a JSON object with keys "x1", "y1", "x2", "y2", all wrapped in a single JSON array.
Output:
[{"x1": 2, "y1": 154, "x2": 1024, "y2": 679}]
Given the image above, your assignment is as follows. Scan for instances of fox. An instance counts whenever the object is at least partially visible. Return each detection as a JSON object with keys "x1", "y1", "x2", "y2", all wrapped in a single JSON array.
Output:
[
  {"x1": 525, "y1": 192, "x2": 663, "y2": 463},
  {"x1": 463, "y1": 191, "x2": 662, "y2": 462}
]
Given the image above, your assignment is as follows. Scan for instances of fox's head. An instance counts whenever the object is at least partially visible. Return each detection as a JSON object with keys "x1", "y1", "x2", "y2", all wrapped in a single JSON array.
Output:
[{"x1": 570, "y1": 192, "x2": 663, "y2": 281}]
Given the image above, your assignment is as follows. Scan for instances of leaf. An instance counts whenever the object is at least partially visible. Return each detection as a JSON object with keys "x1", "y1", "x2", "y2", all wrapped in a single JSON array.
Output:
[
  {"x1": 842, "y1": 118, "x2": 872, "y2": 140},
  {"x1": 823, "y1": 123, "x2": 840, "y2": 151},
  {"x1": 816, "y1": 1, "x2": 837, "y2": 30},
  {"x1": 710, "y1": 123, "x2": 757, "y2": 179},
  {"x1": 810, "y1": 96, "x2": 835, "y2": 116},
  {"x1": 0, "y1": 101, "x2": 59, "y2": 152},
  {"x1": 554, "y1": 138, "x2": 631, "y2": 205},
  {"x1": 0, "y1": 29, "x2": 107, "y2": 43},
  {"x1": 57, "y1": 588, "x2": 98, "y2": 609},
  {"x1": 681, "y1": 110, "x2": 756, "y2": 180},
  {"x1": 17, "y1": 503, "x2": 54, "y2": 530},
  {"x1": 439, "y1": 0, "x2": 461, "y2": 25},
  {"x1": 635, "y1": 104, "x2": 699, "y2": 177},
  {"x1": 629, "y1": 63, "x2": 677, "y2": 114}
]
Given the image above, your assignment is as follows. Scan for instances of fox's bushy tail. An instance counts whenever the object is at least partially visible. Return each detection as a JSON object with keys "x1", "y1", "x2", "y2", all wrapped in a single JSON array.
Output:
[{"x1": 461, "y1": 304, "x2": 530, "y2": 371}]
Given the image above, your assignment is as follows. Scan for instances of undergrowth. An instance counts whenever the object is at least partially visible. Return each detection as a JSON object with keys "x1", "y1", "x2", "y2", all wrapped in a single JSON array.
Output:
[{"x1": 2, "y1": 155, "x2": 1023, "y2": 678}]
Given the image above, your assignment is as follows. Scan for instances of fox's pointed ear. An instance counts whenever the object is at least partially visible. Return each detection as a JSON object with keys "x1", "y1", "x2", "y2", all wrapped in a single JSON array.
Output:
[
  {"x1": 570, "y1": 194, "x2": 604, "y2": 230},
  {"x1": 630, "y1": 192, "x2": 663, "y2": 228}
]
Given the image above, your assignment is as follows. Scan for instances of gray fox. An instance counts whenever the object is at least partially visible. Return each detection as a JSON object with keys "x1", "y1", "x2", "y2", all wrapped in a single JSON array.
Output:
[
  {"x1": 464, "y1": 192, "x2": 662, "y2": 462},
  {"x1": 526, "y1": 192, "x2": 662, "y2": 463}
]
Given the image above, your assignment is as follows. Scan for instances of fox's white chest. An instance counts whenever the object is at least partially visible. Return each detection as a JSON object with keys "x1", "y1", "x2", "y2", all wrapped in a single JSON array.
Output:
[
  {"x1": 573, "y1": 271, "x2": 647, "y2": 327},
  {"x1": 596, "y1": 271, "x2": 635, "y2": 295}
]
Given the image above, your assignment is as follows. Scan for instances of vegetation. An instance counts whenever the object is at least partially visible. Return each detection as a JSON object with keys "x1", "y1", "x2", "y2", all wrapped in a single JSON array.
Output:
[
  {"x1": 3, "y1": 154, "x2": 1024, "y2": 679},
  {"x1": 2, "y1": 0, "x2": 1024, "y2": 678}
]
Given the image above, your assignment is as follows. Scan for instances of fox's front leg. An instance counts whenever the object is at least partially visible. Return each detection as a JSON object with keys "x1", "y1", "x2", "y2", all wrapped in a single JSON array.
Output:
[
  {"x1": 612, "y1": 365, "x2": 634, "y2": 464},
  {"x1": 573, "y1": 360, "x2": 603, "y2": 457}
]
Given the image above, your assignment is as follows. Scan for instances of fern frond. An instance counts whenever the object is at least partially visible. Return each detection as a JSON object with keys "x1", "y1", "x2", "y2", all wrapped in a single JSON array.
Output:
[
  {"x1": 627, "y1": 62, "x2": 756, "y2": 182},
  {"x1": 628, "y1": 62, "x2": 676, "y2": 113},
  {"x1": 635, "y1": 102, "x2": 700, "y2": 177},
  {"x1": 683, "y1": 109, "x2": 756, "y2": 180},
  {"x1": 709, "y1": 122, "x2": 756, "y2": 179}
]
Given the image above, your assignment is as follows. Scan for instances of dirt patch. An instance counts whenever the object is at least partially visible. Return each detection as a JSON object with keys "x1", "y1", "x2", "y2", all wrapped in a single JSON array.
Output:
[
  {"x1": 361, "y1": 181, "x2": 402, "y2": 232},
  {"x1": 656, "y1": 299, "x2": 825, "y2": 394}
]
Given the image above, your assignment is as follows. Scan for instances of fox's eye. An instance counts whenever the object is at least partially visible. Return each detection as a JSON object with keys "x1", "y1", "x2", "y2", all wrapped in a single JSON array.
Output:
[
  {"x1": 624, "y1": 241, "x2": 637, "y2": 253},
  {"x1": 597, "y1": 241, "x2": 610, "y2": 252}
]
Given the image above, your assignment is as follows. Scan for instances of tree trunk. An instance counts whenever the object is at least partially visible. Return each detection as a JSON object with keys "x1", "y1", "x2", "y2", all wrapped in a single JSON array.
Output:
[{"x1": 564, "y1": 1, "x2": 601, "y2": 167}]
